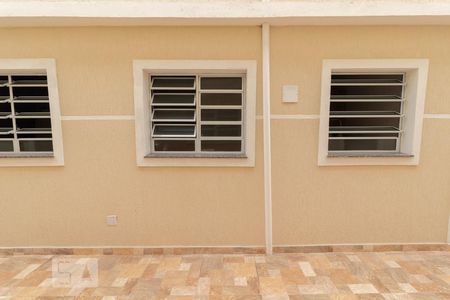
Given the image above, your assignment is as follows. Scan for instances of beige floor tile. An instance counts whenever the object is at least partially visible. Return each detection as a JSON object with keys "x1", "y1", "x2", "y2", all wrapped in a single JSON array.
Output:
[
  {"x1": 385, "y1": 261, "x2": 401, "y2": 268},
  {"x1": 262, "y1": 293, "x2": 289, "y2": 300},
  {"x1": 348, "y1": 283, "x2": 379, "y2": 294},
  {"x1": 347, "y1": 255, "x2": 362, "y2": 263},
  {"x1": 197, "y1": 277, "x2": 210, "y2": 295},
  {"x1": 398, "y1": 283, "x2": 417, "y2": 293},
  {"x1": 298, "y1": 261, "x2": 317, "y2": 277},
  {"x1": 381, "y1": 293, "x2": 412, "y2": 300},
  {"x1": 298, "y1": 284, "x2": 333, "y2": 295},
  {"x1": 267, "y1": 269, "x2": 280, "y2": 277},
  {"x1": 13, "y1": 264, "x2": 41, "y2": 279},
  {"x1": 234, "y1": 276, "x2": 247, "y2": 286},
  {"x1": 0, "y1": 251, "x2": 447, "y2": 299},
  {"x1": 225, "y1": 263, "x2": 257, "y2": 277},
  {"x1": 259, "y1": 276, "x2": 285, "y2": 295},
  {"x1": 111, "y1": 277, "x2": 128, "y2": 287},
  {"x1": 170, "y1": 285, "x2": 197, "y2": 296}
]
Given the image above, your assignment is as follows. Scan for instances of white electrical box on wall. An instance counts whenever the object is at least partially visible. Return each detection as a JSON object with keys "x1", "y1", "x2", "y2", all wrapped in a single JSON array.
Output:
[
  {"x1": 282, "y1": 85, "x2": 298, "y2": 103},
  {"x1": 106, "y1": 215, "x2": 118, "y2": 226}
]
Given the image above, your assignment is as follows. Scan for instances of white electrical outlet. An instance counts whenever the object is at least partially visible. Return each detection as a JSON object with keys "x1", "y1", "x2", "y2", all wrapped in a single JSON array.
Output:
[{"x1": 106, "y1": 215, "x2": 118, "y2": 226}]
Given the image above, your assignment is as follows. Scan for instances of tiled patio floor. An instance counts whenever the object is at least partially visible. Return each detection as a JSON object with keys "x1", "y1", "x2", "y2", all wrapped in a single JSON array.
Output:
[{"x1": 0, "y1": 251, "x2": 449, "y2": 299}]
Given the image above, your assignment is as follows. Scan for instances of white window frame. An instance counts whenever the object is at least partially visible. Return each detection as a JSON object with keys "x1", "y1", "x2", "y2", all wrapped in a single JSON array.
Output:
[
  {"x1": 133, "y1": 60, "x2": 256, "y2": 167},
  {"x1": 318, "y1": 59, "x2": 428, "y2": 166},
  {"x1": 0, "y1": 59, "x2": 64, "y2": 167}
]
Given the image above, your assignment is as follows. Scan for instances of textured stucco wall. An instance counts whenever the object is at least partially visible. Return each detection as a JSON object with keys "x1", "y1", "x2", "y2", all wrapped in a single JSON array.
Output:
[
  {"x1": 271, "y1": 26, "x2": 450, "y2": 245},
  {"x1": 0, "y1": 25, "x2": 448, "y2": 247},
  {"x1": 0, "y1": 26, "x2": 265, "y2": 247}
]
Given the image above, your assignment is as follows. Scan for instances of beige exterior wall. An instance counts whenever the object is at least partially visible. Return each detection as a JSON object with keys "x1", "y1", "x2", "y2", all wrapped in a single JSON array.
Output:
[
  {"x1": 0, "y1": 26, "x2": 448, "y2": 247},
  {"x1": 0, "y1": 27, "x2": 265, "y2": 247},
  {"x1": 271, "y1": 26, "x2": 450, "y2": 245}
]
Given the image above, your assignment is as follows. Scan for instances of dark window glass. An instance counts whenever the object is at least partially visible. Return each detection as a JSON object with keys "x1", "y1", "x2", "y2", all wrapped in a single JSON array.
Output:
[
  {"x1": 0, "y1": 119, "x2": 13, "y2": 129},
  {"x1": 153, "y1": 110, "x2": 195, "y2": 121},
  {"x1": 16, "y1": 118, "x2": 52, "y2": 131},
  {"x1": 329, "y1": 139, "x2": 396, "y2": 151},
  {"x1": 201, "y1": 93, "x2": 242, "y2": 105},
  {"x1": 329, "y1": 132, "x2": 399, "y2": 138},
  {"x1": 152, "y1": 94, "x2": 195, "y2": 105},
  {"x1": 201, "y1": 109, "x2": 241, "y2": 121},
  {"x1": 19, "y1": 140, "x2": 53, "y2": 152},
  {"x1": 0, "y1": 103, "x2": 11, "y2": 114},
  {"x1": 331, "y1": 74, "x2": 403, "y2": 84},
  {"x1": 153, "y1": 125, "x2": 195, "y2": 136},
  {"x1": 14, "y1": 103, "x2": 50, "y2": 116},
  {"x1": 0, "y1": 141, "x2": 13, "y2": 152},
  {"x1": 201, "y1": 140, "x2": 241, "y2": 152},
  {"x1": 11, "y1": 75, "x2": 47, "y2": 85},
  {"x1": 152, "y1": 76, "x2": 195, "y2": 88},
  {"x1": 201, "y1": 77, "x2": 242, "y2": 90},
  {"x1": 154, "y1": 140, "x2": 195, "y2": 152},
  {"x1": 0, "y1": 76, "x2": 8, "y2": 85},
  {"x1": 201, "y1": 125, "x2": 241, "y2": 137},
  {"x1": 17, "y1": 133, "x2": 52, "y2": 139},
  {"x1": 329, "y1": 117, "x2": 400, "y2": 129},
  {"x1": 0, "y1": 86, "x2": 9, "y2": 99},
  {"x1": 12, "y1": 86, "x2": 48, "y2": 98},
  {"x1": 331, "y1": 85, "x2": 403, "y2": 99},
  {"x1": 330, "y1": 102, "x2": 401, "y2": 113}
]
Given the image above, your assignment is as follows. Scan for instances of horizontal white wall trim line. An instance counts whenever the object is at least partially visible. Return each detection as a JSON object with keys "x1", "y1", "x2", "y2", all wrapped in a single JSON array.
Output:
[
  {"x1": 61, "y1": 114, "x2": 449, "y2": 121},
  {"x1": 424, "y1": 114, "x2": 450, "y2": 119},
  {"x1": 271, "y1": 114, "x2": 320, "y2": 120},
  {"x1": 256, "y1": 114, "x2": 320, "y2": 120},
  {"x1": 61, "y1": 115, "x2": 135, "y2": 121}
]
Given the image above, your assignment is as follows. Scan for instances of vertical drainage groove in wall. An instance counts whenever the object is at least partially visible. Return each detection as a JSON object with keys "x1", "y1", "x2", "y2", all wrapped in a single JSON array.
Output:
[{"x1": 262, "y1": 23, "x2": 273, "y2": 255}]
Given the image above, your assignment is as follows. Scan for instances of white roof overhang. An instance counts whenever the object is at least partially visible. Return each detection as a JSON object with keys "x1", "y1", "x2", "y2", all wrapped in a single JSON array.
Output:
[{"x1": 1, "y1": 0, "x2": 450, "y2": 27}]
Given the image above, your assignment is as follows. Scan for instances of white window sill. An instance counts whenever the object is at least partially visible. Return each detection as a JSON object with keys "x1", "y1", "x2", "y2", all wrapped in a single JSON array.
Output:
[
  {"x1": 145, "y1": 153, "x2": 247, "y2": 158},
  {"x1": 0, "y1": 155, "x2": 63, "y2": 167},
  {"x1": 138, "y1": 155, "x2": 254, "y2": 167},
  {"x1": 0, "y1": 153, "x2": 54, "y2": 158},
  {"x1": 327, "y1": 152, "x2": 414, "y2": 158},
  {"x1": 319, "y1": 153, "x2": 419, "y2": 166}
]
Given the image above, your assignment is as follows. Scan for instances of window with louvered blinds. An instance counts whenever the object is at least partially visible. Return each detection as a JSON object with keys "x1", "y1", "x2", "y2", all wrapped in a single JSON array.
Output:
[
  {"x1": 0, "y1": 74, "x2": 53, "y2": 154},
  {"x1": 150, "y1": 74, "x2": 244, "y2": 155},
  {"x1": 328, "y1": 73, "x2": 405, "y2": 154}
]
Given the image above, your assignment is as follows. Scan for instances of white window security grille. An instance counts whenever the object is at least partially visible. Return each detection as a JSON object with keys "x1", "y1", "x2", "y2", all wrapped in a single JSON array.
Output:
[
  {"x1": 327, "y1": 73, "x2": 406, "y2": 155},
  {"x1": 149, "y1": 74, "x2": 245, "y2": 155},
  {"x1": 0, "y1": 74, "x2": 53, "y2": 154}
]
